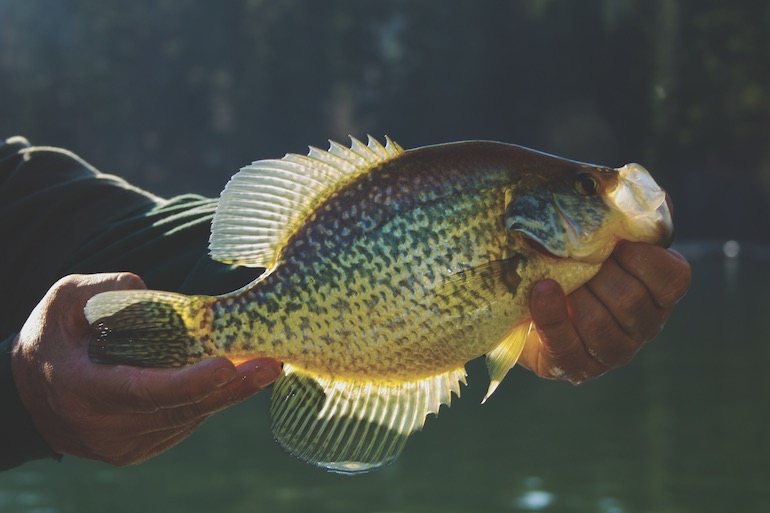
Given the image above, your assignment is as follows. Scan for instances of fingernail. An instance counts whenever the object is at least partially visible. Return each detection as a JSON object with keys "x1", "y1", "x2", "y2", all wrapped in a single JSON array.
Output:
[
  {"x1": 212, "y1": 367, "x2": 237, "y2": 388},
  {"x1": 532, "y1": 280, "x2": 560, "y2": 306}
]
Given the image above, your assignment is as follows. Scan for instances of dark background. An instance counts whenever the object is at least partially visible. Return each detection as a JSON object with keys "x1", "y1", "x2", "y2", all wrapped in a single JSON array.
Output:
[{"x1": 2, "y1": 0, "x2": 768, "y2": 243}]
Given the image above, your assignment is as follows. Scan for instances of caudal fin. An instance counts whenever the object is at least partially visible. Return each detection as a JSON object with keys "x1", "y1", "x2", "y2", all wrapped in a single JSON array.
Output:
[{"x1": 85, "y1": 289, "x2": 209, "y2": 368}]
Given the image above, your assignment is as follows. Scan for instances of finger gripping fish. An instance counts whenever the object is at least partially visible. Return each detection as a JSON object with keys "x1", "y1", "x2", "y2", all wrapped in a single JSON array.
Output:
[{"x1": 85, "y1": 136, "x2": 673, "y2": 474}]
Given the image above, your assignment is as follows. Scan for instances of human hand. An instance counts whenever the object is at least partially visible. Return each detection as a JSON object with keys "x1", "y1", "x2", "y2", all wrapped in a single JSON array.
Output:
[
  {"x1": 519, "y1": 241, "x2": 691, "y2": 384},
  {"x1": 11, "y1": 273, "x2": 281, "y2": 466}
]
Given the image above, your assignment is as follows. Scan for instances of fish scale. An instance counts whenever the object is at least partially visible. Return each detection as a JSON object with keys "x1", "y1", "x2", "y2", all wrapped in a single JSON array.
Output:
[
  {"x1": 86, "y1": 136, "x2": 673, "y2": 474},
  {"x1": 200, "y1": 164, "x2": 517, "y2": 376}
]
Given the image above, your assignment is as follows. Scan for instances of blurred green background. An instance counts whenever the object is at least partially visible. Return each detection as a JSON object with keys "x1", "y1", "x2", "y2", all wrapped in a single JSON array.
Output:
[
  {"x1": 2, "y1": 0, "x2": 769, "y2": 243},
  {"x1": 2, "y1": 1, "x2": 769, "y2": 512}
]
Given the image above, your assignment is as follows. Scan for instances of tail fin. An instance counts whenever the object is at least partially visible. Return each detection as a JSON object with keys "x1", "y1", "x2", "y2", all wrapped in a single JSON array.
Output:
[{"x1": 85, "y1": 289, "x2": 210, "y2": 368}]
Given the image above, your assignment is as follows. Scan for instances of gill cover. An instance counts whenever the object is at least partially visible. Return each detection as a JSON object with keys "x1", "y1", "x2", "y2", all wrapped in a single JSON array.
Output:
[
  {"x1": 506, "y1": 162, "x2": 672, "y2": 261},
  {"x1": 505, "y1": 168, "x2": 611, "y2": 260},
  {"x1": 506, "y1": 191, "x2": 570, "y2": 257}
]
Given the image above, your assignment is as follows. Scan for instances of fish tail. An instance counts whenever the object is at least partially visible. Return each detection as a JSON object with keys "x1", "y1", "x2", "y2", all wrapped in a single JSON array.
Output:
[{"x1": 85, "y1": 289, "x2": 214, "y2": 367}]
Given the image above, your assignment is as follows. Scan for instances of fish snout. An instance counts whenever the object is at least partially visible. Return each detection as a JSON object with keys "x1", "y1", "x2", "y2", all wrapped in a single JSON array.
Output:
[{"x1": 609, "y1": 163, "x2": 674, "y2": 248}]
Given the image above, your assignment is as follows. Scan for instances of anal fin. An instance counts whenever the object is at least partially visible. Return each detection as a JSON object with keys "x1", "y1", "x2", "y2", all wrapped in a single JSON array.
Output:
[
  {"x1": 270, "y1": 364, "x2": 467, "y2": 474},
  {"x1": 482, "y1": 321, "x2": 532, "y2": 403}
]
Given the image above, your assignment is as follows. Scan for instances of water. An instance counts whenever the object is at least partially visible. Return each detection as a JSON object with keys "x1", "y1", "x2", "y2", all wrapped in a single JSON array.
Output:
[{"x1": 2, "y1": 249, "x2": 769, "y2": 513}]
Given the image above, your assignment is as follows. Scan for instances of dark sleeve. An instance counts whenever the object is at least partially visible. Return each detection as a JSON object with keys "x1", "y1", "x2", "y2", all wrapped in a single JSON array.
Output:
[
  {"x1": 0, "y1": 136, "x2": 262, "y2": 470},
  {"x1": 0, "y1": 136, "x2": 163, "y2": 338},
  {"x1": 0, "y1": 334, "x2": 61, "y2": 471}
]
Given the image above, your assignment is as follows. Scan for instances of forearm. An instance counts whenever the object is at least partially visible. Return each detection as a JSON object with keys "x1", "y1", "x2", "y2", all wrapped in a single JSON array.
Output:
[{"x1": 0, "y1": 333, "x2": 60, "y2": 471}]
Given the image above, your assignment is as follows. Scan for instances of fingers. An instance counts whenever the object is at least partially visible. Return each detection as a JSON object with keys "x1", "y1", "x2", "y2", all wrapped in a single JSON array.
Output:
[
  {"x1": 46, "y1": 273, "x2": 147, "y2": 337},
  {"x1": 88, "y1": 357, "x2": 281, "y2": 415},
  {"x1": 528, "y1": 280, "x2": 608, "y2": 382},
  {"x1": 50, "y1": 272, "x2": 146, "y2": 307},
  {"x1": 84, "y1": 418, "x2": 208, "y2": 466},
  {"x1": 16, "y1": 272, "x2": 282, "y2": 465},
  {"x1": 140, "y1": 421, "x2": 206, "y2": 465},
  {"x1": 612, "y1": 242, "x2": 691, "y2": 308},
  {"x1": 132, "y1": 359, "x2": 281, "y2": 432},
  {"x1": 526, "y1": 242, "x2": 692, "y2": 385},
  {"x1": 567, "y1": 286, "x2": 640, "y2": 369},
  {"x1": 82, "y1": 357, "x2": 280, "y2": 448},
  {"x1": 149, "y1": 358, "x2": 282, "y2": 424},
  {"x1": 61, "y1": 272, "x2": 281, "y2": 418},
  {"x1": 528, "y1": 280, "x2": 579, "y2": 361},
  {"x1": 585, "y1": 257, "x2": 668, "y2": 343}
]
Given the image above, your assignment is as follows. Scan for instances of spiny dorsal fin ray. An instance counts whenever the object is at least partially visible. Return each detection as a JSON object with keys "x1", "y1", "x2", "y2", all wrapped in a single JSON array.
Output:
[
  {"x1": 270, "y1": 364, "x2": 466, "y2": 474},
  {"x1": 209, "y1": 136, "x2": 404, "y2": 268}
]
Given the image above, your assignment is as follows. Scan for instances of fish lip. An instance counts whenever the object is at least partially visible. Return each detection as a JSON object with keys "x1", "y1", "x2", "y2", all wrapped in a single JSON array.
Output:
[
  {"x1": 610, "y1": 163, "x2": 675, "y2": 249},
  {"x1": 654, "y1": 195, "x2": 675, "y2": 248},
  {"x1": 522, "y1": 236, "x2": 558, "y2": 257}
]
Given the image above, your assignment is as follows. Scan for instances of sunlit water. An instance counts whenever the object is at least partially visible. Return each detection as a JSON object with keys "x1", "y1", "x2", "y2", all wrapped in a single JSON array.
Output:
[{"x1": 2, "y1": 243, "x2": 769, "y2": 513}]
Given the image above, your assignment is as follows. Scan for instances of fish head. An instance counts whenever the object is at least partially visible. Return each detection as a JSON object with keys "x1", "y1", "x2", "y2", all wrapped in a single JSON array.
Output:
[{"x1": 505, "y1": 161, "x2": 673, "y2": 264}]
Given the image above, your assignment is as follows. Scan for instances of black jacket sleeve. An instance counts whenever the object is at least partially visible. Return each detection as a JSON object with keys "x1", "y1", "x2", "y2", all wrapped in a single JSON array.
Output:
[
  {"x1": 0, "y1": 333, "x2": 61, "y2": 471},
  {"x1": 0, "y1": 136, "x2": 261, "y2": 471}
]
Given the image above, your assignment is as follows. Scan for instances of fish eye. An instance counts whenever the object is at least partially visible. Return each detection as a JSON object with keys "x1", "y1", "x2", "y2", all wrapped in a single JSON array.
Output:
[{"x1": 574, "y1": 172, "x2": 600, "y2": 197}]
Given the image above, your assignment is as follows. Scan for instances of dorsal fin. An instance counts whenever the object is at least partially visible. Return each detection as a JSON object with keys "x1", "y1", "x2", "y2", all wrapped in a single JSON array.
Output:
[{"x1": 209, "y1": 136, "x2": 404, "y2": 268}]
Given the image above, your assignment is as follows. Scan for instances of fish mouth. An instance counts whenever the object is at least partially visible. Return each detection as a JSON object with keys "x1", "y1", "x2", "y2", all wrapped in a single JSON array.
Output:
[
  {"x1": 610, "y1": 163, "x2": 674, "y2": 248},
  {"x1": 520, "y1": 234, "x2": 563, "y2": 259}
]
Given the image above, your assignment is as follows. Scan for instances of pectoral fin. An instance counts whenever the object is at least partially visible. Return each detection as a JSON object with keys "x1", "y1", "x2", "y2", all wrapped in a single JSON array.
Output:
[
  {"x1": 270, "y1": 364, "x2": 467, "y2": 474},
  {"x1": 482, "y1": 321, "x2": 532, "y2": 403}
]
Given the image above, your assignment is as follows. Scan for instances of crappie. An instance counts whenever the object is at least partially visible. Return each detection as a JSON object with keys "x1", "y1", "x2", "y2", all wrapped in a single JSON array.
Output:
[{"x1": 85, "y1": 136, "x2": 673, "y2": 474}]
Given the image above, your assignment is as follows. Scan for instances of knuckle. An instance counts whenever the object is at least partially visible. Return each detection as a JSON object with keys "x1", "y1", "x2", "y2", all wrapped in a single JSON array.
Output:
[
  {"x1": 616, "y1": 279, "x2": 649, "y2": 313},
  {"x1": 541, "y1": 331, "x2": 583, "y2": 364},
  {"x1": 577, "y1": 307, "x2": 616, "y2": 342},
  {"x1": 656, "y1": 271, "x2": 692, "y2": 308},
  {"x1": 577, "y1": 314, "x2": 641, "y2": 367},
  {"x1": 639, "y1": 311, "x2": 669, "y2": 341},
  {"x1": 115, "y1": 272, "x2": 146, "y2": 290},
  {"x1": 47, "y1": 274, "x2": 83, "y2": 298},
  {"x1": 598, "y1": 343, "x2": 637, "y2": 368}
]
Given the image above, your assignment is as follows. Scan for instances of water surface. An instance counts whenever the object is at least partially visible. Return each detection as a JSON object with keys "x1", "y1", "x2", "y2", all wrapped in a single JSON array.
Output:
[{"x1": 2, "y1": 249, "x2": 768, "y2": 513}]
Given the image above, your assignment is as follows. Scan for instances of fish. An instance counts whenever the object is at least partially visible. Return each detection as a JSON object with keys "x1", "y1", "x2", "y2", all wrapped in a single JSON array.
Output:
[{"x1": 85, "y1": 136, "x2": 673, "y2": 474}]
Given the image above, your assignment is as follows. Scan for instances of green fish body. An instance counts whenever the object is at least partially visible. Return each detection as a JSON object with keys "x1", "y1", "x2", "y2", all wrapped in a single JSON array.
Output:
[{"x1": 86, "y1": 136, "x2": 673, "y2": 474}]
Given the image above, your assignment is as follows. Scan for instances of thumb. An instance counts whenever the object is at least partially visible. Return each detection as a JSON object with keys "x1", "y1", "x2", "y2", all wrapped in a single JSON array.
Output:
[
  {"x1": 77, "y1": 272, "x2": 147, "y2": 302},
  {"x1": 529, "y1": 279, "x2": 571, "y2": 340},
  {"x1": 46, "y1": 273, "x2": 147, "y2": 335},
  {"x1": 528, "y1": 279, "x2": 586, "y2": 362}
]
